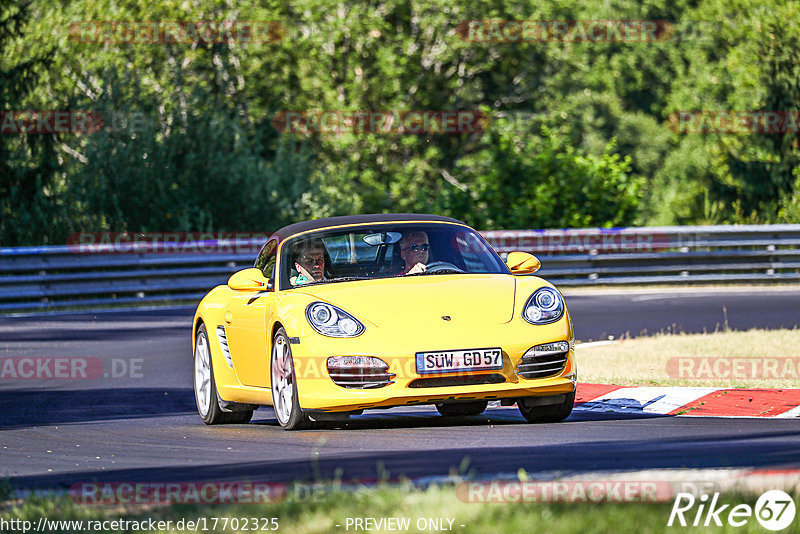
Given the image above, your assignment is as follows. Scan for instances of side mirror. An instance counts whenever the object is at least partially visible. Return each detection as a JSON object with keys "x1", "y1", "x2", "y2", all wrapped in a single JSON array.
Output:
[
  {"x1": 228, "y1": 268, "x2": 270, "y2": 291},
  {"x1": 506, "y1": 251, "x2": 541, "y2": 275}
]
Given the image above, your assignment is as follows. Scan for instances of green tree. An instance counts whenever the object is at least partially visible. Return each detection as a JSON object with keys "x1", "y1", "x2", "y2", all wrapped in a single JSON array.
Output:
[
  {"x1": 456, "y1": 123, "x2": 640, "y2": 229},
  {"x1": 0, "y1": 1, "x2": 64, "y2": 245}
]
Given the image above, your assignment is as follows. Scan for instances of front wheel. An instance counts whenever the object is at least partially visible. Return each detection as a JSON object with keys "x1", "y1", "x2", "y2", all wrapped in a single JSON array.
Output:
[
  {"x1": 270, "y1": 327, "x2": 311, "y2": 430},
  {"x1": 194, "y1": 323, "x2": 253, "y2": 425},
  {"x1": 517, "y1": 391, "x2": 575, "y2": 423}
]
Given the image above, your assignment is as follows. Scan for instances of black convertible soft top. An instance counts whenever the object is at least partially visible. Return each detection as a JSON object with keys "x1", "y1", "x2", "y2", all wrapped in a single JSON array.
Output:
[{"x1": 272, "y1": 213, "x2": 466, "y2": 241}]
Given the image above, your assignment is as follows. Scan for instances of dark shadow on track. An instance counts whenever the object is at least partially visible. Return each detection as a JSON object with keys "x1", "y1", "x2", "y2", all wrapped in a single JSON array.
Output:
[
  {"x1": 10, "y1": 427, "x2": 800, "y2": 490},
  {"x1": 0, "y1": 326, "x2": 187, "y2": 343},
  {"x1": 0, "y1": 388, "x2": 196, "y2": 429},
  {"x1": 0, "y1": 308, "x2": 194, "y2": 324},
  {"x1": 252, "y1": 407, "x2": 670, "y2": 431},
  {"x1": 0, "y1": 390, "x2": 665, "y2": 431}
]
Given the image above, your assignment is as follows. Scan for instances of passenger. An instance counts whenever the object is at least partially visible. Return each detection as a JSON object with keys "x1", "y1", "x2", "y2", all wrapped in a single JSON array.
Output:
[
  {"x1": 399, "y1": 231, "x2": 429, "y2": 275},
  {"x1": 291, "y1": 241, "x2": 327, "y2": 285}
]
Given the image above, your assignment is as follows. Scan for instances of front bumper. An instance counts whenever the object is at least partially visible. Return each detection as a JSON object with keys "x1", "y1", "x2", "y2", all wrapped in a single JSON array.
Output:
[{"x1": 289, "y1": 316, "x2": 576, "y2": 412}]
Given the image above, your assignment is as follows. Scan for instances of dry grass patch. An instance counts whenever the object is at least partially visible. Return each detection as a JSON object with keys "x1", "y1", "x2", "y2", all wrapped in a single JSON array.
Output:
[{"x1": 575, "y1": 329, "x2": 800, "y2": 387}]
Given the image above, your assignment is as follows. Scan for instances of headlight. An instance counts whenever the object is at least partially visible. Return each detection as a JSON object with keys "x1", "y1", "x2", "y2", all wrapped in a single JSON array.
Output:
[
  {"x1": 522, "y1": 287, "x2": 564, "y2": 325},
  {"x1": 306, "y1": 302, "x2": 365, "y2": 337}
]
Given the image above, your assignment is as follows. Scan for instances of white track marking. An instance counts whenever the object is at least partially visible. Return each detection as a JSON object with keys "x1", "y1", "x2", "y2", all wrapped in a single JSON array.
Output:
[
  {"x1": 775, "y1": 404, "x2": 800, "y2": 418},
  {"x1": 577, "y1": 386, "x2": 721, "y2": 414}
]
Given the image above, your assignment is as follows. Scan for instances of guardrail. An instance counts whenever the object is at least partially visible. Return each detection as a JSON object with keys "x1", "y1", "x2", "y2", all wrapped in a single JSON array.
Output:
[
  {"x1": 1, "y1": 225, "x2": 799, "y2": 312},
  {"x1": 482, "y1": 224, "x2": 800, "y2": 286}
]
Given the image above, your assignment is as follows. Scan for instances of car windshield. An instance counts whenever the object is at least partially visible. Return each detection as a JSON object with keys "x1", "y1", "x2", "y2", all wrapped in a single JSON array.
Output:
[{"x1": 280, "y1": 223, "x2": 508, "y2": 288}]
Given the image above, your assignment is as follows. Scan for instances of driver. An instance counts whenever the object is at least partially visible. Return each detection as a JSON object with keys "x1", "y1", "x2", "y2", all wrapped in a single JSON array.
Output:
[
  {"x1": 291, "y1": 240, "x2": 327, "y2": 285},
  {"x1": 399, "y1": 231, "x2": 429, "y2": 275}
]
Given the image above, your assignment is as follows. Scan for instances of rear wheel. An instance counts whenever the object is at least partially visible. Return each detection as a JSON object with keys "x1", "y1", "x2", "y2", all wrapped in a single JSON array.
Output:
[
  {"x1": 270, "y1": 327, "x2": 311, "y2": 430},
  {"x1": 517, "y1": 391, "x2": 575, "y2": 423},
  {"x1": 194, "y1": 323, "x2": 253, "y2": 424},
  {"x1": 435, "y1": 400, "x2": 489, "y2": 417}
]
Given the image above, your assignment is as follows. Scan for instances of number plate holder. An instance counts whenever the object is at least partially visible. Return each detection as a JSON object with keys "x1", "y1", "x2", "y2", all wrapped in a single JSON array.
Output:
[{"x1": 415, "y1": 347, "x2": 503, "y2": 374}]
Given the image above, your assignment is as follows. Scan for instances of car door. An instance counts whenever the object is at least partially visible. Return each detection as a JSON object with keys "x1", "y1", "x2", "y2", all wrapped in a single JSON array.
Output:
[{"x1": 224, "y1": 240, "x2": 277, "y2": 388}]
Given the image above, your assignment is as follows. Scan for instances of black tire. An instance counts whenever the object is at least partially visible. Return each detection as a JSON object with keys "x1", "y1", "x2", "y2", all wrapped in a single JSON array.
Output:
[
  {"x1": 194, "y1": 323, "x2": 254, "y2": 425},
  {"x1": 435, "y1": 400, "x2": 489, "y2": 417},
  {"x1": 270, "y1": 327, "x2": 311, "y2": 430},
  {"x1": 517, "y1": 391, "x2": 575, "y2": 423}
]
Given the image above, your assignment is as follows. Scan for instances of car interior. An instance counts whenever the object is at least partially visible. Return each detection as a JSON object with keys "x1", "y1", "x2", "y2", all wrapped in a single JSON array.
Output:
[{"x1": 283, "y1": 226, "x2": 503, "y2": 286}]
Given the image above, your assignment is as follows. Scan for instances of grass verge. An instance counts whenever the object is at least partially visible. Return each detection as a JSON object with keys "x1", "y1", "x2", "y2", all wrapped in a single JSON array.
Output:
[
  {"x1": 1, "y1": 484, "x2": 790, "y2": 533},
  {"x1": 576, "y1": 328, "x2": 800, "y2": 387}
]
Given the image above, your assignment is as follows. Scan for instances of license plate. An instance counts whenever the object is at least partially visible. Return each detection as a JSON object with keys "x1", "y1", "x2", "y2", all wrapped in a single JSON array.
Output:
[{"x1": 415, "y1": 348, "x2": 503, "y2": 374}]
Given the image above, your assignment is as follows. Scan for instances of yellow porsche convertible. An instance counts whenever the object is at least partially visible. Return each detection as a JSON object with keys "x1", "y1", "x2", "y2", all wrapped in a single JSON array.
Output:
[{"x1": 192, "y1": 214, "x2": 576, "y2": 429}]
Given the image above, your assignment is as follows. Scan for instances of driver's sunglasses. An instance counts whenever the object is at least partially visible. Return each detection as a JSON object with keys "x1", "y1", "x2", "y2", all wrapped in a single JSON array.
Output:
[{"x1": 405, "y1": 243, "x2": 429, "y2": 252}]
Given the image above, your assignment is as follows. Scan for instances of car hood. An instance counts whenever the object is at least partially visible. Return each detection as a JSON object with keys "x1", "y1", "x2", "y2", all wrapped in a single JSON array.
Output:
[{"x1": 294, "y1": 274, "x2": 517, "y2": 328}]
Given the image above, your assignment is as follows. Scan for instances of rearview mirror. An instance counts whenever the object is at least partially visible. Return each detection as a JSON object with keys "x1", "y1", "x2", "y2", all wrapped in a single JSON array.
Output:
[
  {"x1": 363, "y1": 231, "x2": 402, "y2": 246},
  {"x1": 228, "y1": 268, "x2": 269, "y2": 291},
  {"x1": 506, "y1": 251, "x2": 541, "y2": 275}
]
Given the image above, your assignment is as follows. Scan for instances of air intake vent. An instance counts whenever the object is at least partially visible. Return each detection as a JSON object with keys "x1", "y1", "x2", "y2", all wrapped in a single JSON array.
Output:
[
  {"x1": 408, "y1": 374, "x2": 506, "y2": 388},
  {"x1": 327, "y1": 356, "x2": 395, "y2": 389},
  {"x1": 516, "y1": 350, "x2": 568, "y2": 379},
  {"x1": 216, "y1": 326, "x2": 233, "y2": 368}
]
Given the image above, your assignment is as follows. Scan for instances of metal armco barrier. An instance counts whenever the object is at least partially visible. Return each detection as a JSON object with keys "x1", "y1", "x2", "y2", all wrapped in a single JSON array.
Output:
[
  {"x1": 1, "y1": 225, "x2": 799, "y2": 312},
  {"x1": 482, "y1": 224, "x2": 800, "y2": 285}
]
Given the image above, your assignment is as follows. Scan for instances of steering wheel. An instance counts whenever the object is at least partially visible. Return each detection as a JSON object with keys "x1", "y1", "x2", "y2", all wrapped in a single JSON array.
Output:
[{"x1": 424, "y1": 261, "x2": 464, "y2": 274}]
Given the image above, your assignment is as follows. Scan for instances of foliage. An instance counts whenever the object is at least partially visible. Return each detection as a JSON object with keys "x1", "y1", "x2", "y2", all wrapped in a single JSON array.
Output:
[
  {"x1": 2, "y1": 484, "x2": 788, "y2": 534},
  {"x1": 0, "y1": 1, "x2": 62, "y2": 245},
  {"x1": 456, "y1": 124, "x2": 639, "y2": 229},
  {"x1": 2, "y1": 0, "x2": 800, "y2": 245}
]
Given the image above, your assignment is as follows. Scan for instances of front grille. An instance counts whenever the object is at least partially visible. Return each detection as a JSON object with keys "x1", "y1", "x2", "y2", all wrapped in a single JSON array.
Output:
[
  {"x1": 408, "y1": 373, "x2": 506, "y2": 388},
  {"x1": 328, "y1": 368, "x2": 396, "y2": 389},
  {"x1": 516, "y1": 351, "x2": 568, "y2": 379}
]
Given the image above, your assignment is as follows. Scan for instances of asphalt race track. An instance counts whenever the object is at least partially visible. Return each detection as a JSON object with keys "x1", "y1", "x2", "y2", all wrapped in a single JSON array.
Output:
[
  {"x1": 566, "y1": 287, "x2": 800, "y2": 341},
  {"x1": 2, "y1": 288, "x2": 800, "y2": 490}
]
